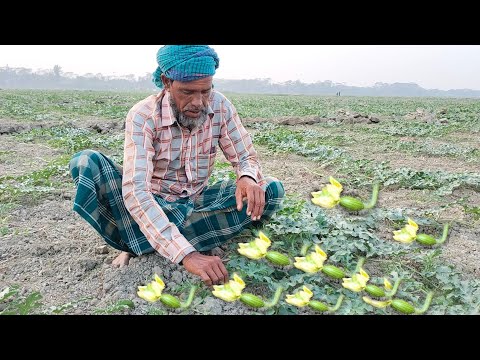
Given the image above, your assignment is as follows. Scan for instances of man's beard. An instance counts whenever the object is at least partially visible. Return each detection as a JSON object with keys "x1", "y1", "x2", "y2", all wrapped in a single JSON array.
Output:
[{"x1": 169, "y1": 97, "x2": 208, "y2": 131}]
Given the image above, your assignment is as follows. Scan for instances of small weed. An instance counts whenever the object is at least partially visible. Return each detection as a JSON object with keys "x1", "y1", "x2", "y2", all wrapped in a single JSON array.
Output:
[
  {"x1": 16, "y1": 127, "x2": 124, "y2": 154},
  {"x1": 208, "y1": 165, "x2": 236, "y2": 185},
  {"x1": 0, "y1": 286, "x2": 43, "y2": 315},
  {"x1": 0, "y1": 226, "x2": 9, "y2": 236},
  {"x1": 464, "y1": 205, "x2": 480, "y2": 221},
  {"x1": 147, "y1": 306, "x2": 168, "y2": 315},
  {"x1": 44, "y1": 297, "x2": 93, "y2": 315},
  {"x1": 94, "y1": 299, "x2": 135, "y2": 314},
  {"x1": 0, "y1": 155, "x2": 71, "y2": 203},
  {"x1": 0, "y1": 150, "x2": 14, "y2": 164}
]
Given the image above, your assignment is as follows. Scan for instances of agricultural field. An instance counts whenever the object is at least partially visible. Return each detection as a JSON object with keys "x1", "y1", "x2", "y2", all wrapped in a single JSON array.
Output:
[{"x1": 0, "y1": 89, "x2": 479, "y2": 315}]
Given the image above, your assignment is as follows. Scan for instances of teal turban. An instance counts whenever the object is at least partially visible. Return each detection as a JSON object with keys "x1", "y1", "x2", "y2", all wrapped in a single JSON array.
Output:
[{"x1": 152, "y1": 45, "x2": 220, "y2": 88}]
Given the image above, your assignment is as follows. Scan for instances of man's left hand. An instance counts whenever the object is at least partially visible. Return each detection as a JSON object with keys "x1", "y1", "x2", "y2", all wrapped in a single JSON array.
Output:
[{"x1": 235, "y1": 176, "x2": 265, "y2": 221}]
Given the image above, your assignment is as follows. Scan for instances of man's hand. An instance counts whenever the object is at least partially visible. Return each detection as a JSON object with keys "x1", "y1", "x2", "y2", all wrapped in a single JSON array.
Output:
[
  {"x1": 182, "y1": 251, "x2": 229, "y2": 286},
  {"x1": 236, "y1": 176, "x2": 265, "y2": 221}
]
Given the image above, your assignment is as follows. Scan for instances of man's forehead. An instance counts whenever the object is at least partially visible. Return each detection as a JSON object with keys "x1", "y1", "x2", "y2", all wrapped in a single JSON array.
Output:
[{"x1": 174, "y1": 77, "x2": 213, "y2": 89}]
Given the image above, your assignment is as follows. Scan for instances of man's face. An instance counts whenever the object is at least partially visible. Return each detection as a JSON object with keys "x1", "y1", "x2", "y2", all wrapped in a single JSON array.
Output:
[{"x1": 165, "y1": 76, "x2": 213, "y2": 129}]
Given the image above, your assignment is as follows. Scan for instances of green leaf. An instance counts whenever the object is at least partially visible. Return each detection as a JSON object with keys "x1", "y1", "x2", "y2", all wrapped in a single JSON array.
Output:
[{"x1": 116, "y1": 299, "x2": 135, "y2": 309}]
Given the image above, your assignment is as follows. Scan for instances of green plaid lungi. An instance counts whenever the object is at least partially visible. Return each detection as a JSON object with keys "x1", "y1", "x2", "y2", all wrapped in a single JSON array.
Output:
[{"x1": 69, "y1": 150, "x2": 285, "y2": 256}]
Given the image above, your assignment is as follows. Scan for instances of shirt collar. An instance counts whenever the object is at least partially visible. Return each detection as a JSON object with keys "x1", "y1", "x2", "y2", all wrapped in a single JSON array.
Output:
[{"x1": 155, "y1": 90, "x2": 214, "y2": 127}]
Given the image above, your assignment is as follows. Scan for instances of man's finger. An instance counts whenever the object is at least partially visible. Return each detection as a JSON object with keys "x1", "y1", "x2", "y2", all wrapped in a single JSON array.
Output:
[
  {"x1": 253, "y1": 188, "x2": 264, "y2": 220},
  {"x1": 248, "y1": 189, "x2": 256, "y2": 220},
  {"x1": 206, "y1": 268, "x2": 220, "y2": 285},
  {"x1": 212, "y1": 263, "x2": 227, "y2": 285},
  {"x1": 254, "y1": 189, "x2": 265, "y2": 220},
  {"x1": 200, "y1": 271, "x2": 212, "y2": 287},
  {"x1": 246, "y1": 190, "x2": 254, "y2": 217},
  {"x1": 253, "y1": 204, "x2": 262, "y2": 221},
  {"x1": 216, "y1": 260, "x2": 229, "y2": 284},
  {"x1": 235, "y1": 189, "x2": 244, "y2": 212}
]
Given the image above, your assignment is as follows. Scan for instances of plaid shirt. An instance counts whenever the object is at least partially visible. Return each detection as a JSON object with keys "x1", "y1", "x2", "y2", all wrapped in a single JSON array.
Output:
[{"x1": 122, "y1": 90, "x2": 264, "y2": 263}]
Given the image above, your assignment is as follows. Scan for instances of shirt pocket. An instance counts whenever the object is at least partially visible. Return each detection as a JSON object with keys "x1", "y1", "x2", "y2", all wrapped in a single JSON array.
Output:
[
  {"x1": 194, "y1": 152, "x2": 216, "y2": 182},
  {"x1": 200, "y1": 136, "x2": 217, "y2": 156},
  {"x1": 153, "y1": 145, "x2": 181, "y2": 180}
]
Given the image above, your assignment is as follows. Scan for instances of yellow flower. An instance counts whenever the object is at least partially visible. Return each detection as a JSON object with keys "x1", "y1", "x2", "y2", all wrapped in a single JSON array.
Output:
[
  {"x1": 285, "y1": 286, "x2": 314, "y2": 307},
  {"x1": 311, "y1": 177, "x2": 343, "y2": 209},
  {"x1": 393, "y1": 218, "x2": 419, "y2": 244},
  {"x1": 384, "y1": 278, "x2": 393, "y2": 291},
  {"x1": 137, "y1": 274, "x2": 166, "y2": 302},
  {"x1": 256, "y1": 232, "x2": 272, "y2": 252},
  {"x1": 153, "y1": 274, "x2": 165, "y2": 287},
  {"x1": 363, "y1": 296, "x2": 392, "y2": 309},
  {"x1": 342, "y1": 268, "x2": 370, "y2": 292},
  {"x1": 237, "y1": 231, "x2": 271, "y2": 259},
  {"x1": 294, "y1": 245, "x2": 328, "y2": 273},
  {"x1": 238, "y1": 243, "x2": 264, "y2": 259},
  {"x1": 229, "y1": 274, "x2": 246, "y2": 296},
  {"x1": 212, "y1": 273, "x2": 246, "y2": 302}
]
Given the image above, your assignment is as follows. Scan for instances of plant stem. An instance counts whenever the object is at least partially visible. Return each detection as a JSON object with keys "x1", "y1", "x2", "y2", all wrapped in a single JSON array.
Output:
[
  {"x1": 180, "y1": 286, "x2": 197, "y2": 309},
  {"x1": 414, "y1": 291, "x2": 434, "y2": 314},
  {"x1": 300, "y1": 242, "x2": 312, "y2": 256},
  {"x1": 302, "y1": 166, "x2": 323, "y2": 177},
  {"x1": 327, "y1": 294, "x2": 345, "y2": 312},
  {"x1": 435, "y1": 223, "x2": 450, "y2": 244},
  {"x1": 264, "y1": 286, "x2": 284, "y2": 308},
  {"x1": 354, "y1": 257, "x2": 366, "y2": 273},
  {"x1": 364, "y1": 183, "x2": 380, "y2": 209},
  {"x1": 385, "y1": 278, "x2": 402, "y2": 297}
]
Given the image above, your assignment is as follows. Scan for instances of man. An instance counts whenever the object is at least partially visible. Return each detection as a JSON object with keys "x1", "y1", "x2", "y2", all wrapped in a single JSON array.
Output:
[{"x1": 69, "y1": 45, "x2": 285, "y2": 286}]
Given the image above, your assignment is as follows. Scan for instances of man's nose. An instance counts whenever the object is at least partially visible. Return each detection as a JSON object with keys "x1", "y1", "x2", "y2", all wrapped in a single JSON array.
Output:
[{"x1": 190, "y1": 93, "x2": 203, "y2": 108}]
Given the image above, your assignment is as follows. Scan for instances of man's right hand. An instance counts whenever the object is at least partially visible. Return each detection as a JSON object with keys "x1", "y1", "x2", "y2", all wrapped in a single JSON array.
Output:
[{"x1": 182, "y1": 251, "x2": 229, "y2": 286}]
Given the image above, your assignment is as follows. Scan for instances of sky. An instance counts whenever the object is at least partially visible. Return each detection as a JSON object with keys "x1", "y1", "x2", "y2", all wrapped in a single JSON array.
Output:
[{"x1": 1, "y1": 45, "x2": 479, "y2": 91}]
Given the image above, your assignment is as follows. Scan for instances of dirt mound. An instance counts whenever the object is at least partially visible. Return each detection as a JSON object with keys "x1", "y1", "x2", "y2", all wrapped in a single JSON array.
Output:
[
  {"x1": 243, "y1": 112, "x2": 380, "y2": 127},
  {"x1": 404, "y1": 108, "x2": 448, "y2": 124},
  {"x1": 0, "y1": 119, "x2": 124, "y2": 135}
]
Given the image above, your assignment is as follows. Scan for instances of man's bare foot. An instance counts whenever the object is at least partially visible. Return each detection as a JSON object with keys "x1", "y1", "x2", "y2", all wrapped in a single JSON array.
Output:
[{"x1": 112, "y1": 252, "x2": 133, "y2": 267}]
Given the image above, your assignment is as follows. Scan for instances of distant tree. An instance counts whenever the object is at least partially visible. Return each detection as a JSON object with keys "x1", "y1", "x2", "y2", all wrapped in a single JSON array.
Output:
[
  {"x1": 53, "y1": 65, "x2": 62, "y2": 78},
  {"x1": 0, "y1": 66, "x2": 479, "y2": 97}
]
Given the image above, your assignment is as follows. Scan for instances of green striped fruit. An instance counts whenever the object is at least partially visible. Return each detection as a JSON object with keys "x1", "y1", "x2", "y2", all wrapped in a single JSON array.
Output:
[
  {"x1": 160, "y1": 294, "x2": 181, "y2": 309},
  {"x1": 321, "y1": 265, "x2": 346, "y2": 279},
  {"x1": 339, "y1": 197, "x2": 365, "y2": 211},
  {"x1": 365, "y1": 284, "x2": 386, "y2": 298},
  {"x1": 308, "y1": 300, "x2": 329, "y2": 312},
  {"x1": 265, "y1": 251, "x2": 290, "y2": 266},
  {"x1": 391, "y1": 299, "x2": 415, "y2": 314},
  {"x1": 240, "y1": 293, "x2": 265, "y2": 308},
  {"x1": 416, "y1": 234, "x2": 437, "y2": 246}
]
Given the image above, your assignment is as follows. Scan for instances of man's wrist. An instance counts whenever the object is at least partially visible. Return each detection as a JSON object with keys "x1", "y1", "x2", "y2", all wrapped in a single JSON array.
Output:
[
  {"x1": 180, "y1": 251, "x2": 198, "y2": 266},
  {"x1": 239, "y1": 175, "x2": 257, "y2": 183}
]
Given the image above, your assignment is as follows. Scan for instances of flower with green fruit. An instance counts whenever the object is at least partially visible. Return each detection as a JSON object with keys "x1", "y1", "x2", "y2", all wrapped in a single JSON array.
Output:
[
  {"x1": 137, "y1": 274, "x2": 165, "y2": 302},
  {"x1": 311, "y1": 177, "x2": 343, "y2": 209},
  {"x1": 137, "y1": 274, "x2": 197, "y2": 309},
  {"x1": 293, "y1": 245, "x2": 328, "y2": 273},
  {"x1": 286, "y1": 286, "x2": 345, "y2": 313},
  {"x1": 212, "y1": 273, "x2": 246, "y2": 302},
  {"x1": 212, "y1": 273, "x2": 283, "y2": 308},
  {"x1": 238, "y1": 231, "x2": 271, "y2": 259},
  {"x1": 342, "y1": 268, "x2": 370, "y2": 292},
  {"x1": 393, "y1": 218, "x2": 419, "y2": 244},
  {"x1": 285, "y1": 286, "x2": 314, "y2": 307},
  {"x1": 238, "y1": 231, "x2": 290, "y2": 266}
]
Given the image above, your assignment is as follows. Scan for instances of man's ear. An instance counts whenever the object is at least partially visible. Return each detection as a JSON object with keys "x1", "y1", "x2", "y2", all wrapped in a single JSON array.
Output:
[{"x1": 161, "y1": 74, "x2": 171, "y2": 90}]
